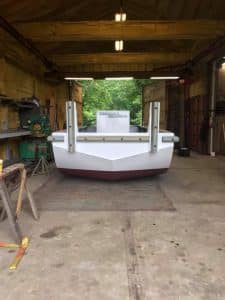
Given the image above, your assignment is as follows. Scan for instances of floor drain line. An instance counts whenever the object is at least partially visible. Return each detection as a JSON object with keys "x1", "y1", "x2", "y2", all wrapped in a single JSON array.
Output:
[{"x1": 123, "y1": 213, "x2": 143, "y2": 300}]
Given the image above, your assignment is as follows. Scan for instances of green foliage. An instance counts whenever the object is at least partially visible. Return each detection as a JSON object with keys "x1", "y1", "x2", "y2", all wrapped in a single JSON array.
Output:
[{"x1": 80, "y1": 79, "x2": 151, "y2": 126}]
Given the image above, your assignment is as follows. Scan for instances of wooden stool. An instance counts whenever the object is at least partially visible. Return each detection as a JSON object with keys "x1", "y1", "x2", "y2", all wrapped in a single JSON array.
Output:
[{"x1": 0, "y1": 163, "x2": 39, "y2": 244}]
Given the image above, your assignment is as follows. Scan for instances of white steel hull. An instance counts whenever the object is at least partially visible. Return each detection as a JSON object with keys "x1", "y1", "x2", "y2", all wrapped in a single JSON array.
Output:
[{"x1": 52, "y1": 131, "x2": 175, "y2": 180}]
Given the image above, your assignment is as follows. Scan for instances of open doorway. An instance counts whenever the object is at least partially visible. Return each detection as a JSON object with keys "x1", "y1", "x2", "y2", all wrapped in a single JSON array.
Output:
[{"x1": 78, "y1": 79, "x2": 151, "y2": 127}]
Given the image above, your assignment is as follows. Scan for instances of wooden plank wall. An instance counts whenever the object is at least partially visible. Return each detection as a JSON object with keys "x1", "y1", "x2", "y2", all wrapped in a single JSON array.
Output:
[
  {"x1": 72, "y1": 83, "x2": 83, "y2": 126},
  {"x1": 0, "y1": 60, "x2": 70, "y2": 129},
  {"x1": 184, "y1": 64, "x2": 210, "y2": 154},
  {"x1": 0, "y1": 60, "x2": 82, "y2": 160},
  {"x1": 185, "y1": 95, "x2": 209, "y2": 154},
  {"x1": 190, "y1": 80, "x2": 207, "y2": 98},
  {"x1": 189, "y1": 65, "x2": 208, "y2": 99},
  {"x1": 142, "y1": 81, "x2": 167, "y2": 129},
  {"x1": 166, "y1": 82, "x2": 182, "y2": 141},
  {"x1": 187, "y1": 64, "x2": 225, "y2": 155},
  {"x1": 214, "y1": 67, "x2": 225, "y2": 154},
  {"x1": 0, "y1": 58, "x2": 6, "y2": 95},
  {"x1": 214, "y1": 117, "x2": 225, "y2": 154}
]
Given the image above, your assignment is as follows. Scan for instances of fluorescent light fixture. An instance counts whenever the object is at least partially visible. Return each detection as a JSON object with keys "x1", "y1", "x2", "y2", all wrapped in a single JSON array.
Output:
[
  {"x1": 64, "y1": 77, "x2": 94, "y2": 80},
  {"x1": 115, "y1": 13, "x2": 126, "y2": 22},
  {"x1": 115, "y1": 40, "x2": 123, "y2": 51},
  {"x1": 150, "y1": 76, "x2": 180, "y2": 80},
  {"x1": 105, "y1": 77, "x2": 134, "y2": 80}
]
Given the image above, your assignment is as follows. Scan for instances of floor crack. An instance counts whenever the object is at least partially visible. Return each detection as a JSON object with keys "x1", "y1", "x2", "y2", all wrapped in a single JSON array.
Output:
[{"x1": 123, "y1": 212, "x2": 143, "y2": 300}]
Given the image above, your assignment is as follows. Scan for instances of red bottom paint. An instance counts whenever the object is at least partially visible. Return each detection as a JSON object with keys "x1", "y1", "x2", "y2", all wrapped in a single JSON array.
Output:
[{"x1": 59, "y1": 168, "x2": 168, "y2": 180}]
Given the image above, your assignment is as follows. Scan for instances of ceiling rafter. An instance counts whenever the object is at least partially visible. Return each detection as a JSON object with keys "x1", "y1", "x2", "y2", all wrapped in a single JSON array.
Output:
[
  {"x1": 14, "y1": 20, "x2": 225, "y2": 42},
  {"x1": 51, "y1": 52, "x2": 190, "y2": 66}
]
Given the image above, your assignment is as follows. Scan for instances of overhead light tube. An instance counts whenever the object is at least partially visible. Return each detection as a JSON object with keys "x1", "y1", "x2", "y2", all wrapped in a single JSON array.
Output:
[
  {"x1": 150, "y1": 76, "x2": 180, "y2": 80},
  {"x1": 64, "y1": 77, "x2": 94, "y2": 80},
  {"x1": 105, "y1": 77, "x2": 133, "y2": 80}
]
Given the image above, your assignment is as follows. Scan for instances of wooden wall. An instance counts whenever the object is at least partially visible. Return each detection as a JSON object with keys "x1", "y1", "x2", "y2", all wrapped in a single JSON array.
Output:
[
  {"x1": 183, "y1": 64, "x2": 210, "y2": 153},
  {"x1": 0, "y1": 59, "x2": 6, "y2": 96},
  {"x1": 188, "y1": 63, "x2": 225, "y2": 155},
  {"x1": 0, "y1": 61, "x2": 70, "y2": 125},
  {"x1": 0, "y1": 59, "x2": 83, "y2": 160},
  {"x1": 72, "y1": 83, "x2": 83, "y2": 127},
  {"x1": 188, "y1": 63, "x2": 208, "y2": 97},
  {"x1": 218, "y1": 67, "x2": 225, "y2": 98},
  {"x1": 166, "y1": 82, "x2": 183, "y2": 145},
  {"x1": 142, "y1": 81, "x2": 167, "y2": 129},
  {"x1": 0, "y1": 59, "x2": 83, "y2": 131},
  {"x1": 214, "y1": 67, "x2": 225, "y2": 154}
]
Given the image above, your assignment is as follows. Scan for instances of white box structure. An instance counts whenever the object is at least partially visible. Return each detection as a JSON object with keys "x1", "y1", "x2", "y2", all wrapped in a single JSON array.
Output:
[{"x1": 96, "y1": 111, "x2": 130, "y2": 133}]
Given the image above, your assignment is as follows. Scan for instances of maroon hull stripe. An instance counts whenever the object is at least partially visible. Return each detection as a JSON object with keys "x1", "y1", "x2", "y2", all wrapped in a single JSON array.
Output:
[{"x1": 58, "y1": 168, "x2": 168, "y2": 180}]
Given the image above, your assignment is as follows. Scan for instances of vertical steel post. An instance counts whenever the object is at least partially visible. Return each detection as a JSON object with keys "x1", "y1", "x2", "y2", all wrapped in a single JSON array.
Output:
[
  {"x1": 66, "y1": 80, "x2": 77, "y2": 153},
  {"x1": 209, "y1": 60, "x2": 217, "y2": 156},
  {"x1": 66, "y1": 101, "x2": 76, "y2": 153},
  {"x1": 149, "y1": 101, "x2": 160, "y2": 153}
]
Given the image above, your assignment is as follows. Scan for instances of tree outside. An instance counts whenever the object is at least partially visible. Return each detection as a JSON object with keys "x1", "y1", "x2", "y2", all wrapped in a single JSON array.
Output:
[{"x1": 79, "y1": 79, "x2": 151, "y2": 126}]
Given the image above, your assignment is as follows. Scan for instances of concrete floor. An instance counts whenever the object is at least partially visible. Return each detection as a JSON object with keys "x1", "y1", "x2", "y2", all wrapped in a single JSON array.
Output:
[{"x1": 0, "y1": 153, "x2": 225, "y2": 300}]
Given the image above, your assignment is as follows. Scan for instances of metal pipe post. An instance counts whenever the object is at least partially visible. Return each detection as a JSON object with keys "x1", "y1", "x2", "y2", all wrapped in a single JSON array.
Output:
[
  {"x1": 149, "y1": 101, "x2": 160, "y2": 153},
  {"x1": 209, "y1": 61, "x2": 217, "y2": 156}
]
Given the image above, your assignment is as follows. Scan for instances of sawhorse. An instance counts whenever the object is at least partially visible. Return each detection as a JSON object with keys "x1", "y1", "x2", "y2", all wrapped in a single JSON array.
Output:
[{"x1": 0, "y1": 163, "x2": 39, "y2": 244}]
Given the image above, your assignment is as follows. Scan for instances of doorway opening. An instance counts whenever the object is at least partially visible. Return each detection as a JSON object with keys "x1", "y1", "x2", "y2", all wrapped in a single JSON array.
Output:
[{"x1": 79, "y1": 79, "x2": 151, "y2": 127}]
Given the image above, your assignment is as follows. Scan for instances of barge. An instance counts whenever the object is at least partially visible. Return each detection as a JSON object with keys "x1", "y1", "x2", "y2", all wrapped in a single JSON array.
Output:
[{"x1": 48, "y1": 101, "x2": 178, "y2": 180}]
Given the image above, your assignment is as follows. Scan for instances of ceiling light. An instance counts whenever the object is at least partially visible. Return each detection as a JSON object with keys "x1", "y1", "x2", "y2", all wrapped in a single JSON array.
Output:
[
  {"x1": 105, "y1": 77, "x2": 133, "y2": 80},
  {"x1": 115, "y1": 40, "x2": 123, "y2": 51},
  {"x1": 115, "y1": 0, "x2": 127, "y2": 22},
  {"x1": 64, "y1": 77, "x2": 94, "y2": 80},
  {"x1": 150, "y1": 76, "x2": 180, "y2": 80},
  {"x1": 115, "y1": 12, "x2": 127, "y2": 22}
]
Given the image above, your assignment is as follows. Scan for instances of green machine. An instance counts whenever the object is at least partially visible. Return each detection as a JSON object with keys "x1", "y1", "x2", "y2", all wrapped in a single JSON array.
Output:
[
  {"x1": 27, "y1": 114, "x2": 51, "y2": 138},
  {"x1": 19, "y1": 140, "x2": 51, "y2": 161},
  {"x1": 18, "y1": 99, "x2": 52, "y2": 161}
]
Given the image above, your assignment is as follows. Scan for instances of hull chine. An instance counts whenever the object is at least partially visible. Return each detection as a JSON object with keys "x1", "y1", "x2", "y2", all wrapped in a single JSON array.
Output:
[{"x1": 58, "y1": 168, "x2": 168, "y2": 180}]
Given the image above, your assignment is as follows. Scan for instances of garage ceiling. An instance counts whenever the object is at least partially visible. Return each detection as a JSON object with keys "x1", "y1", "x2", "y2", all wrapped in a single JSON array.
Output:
[
  {"x1": 1, "y1": 0, "x2": 225, "y2": 78},
  {"x1": 1, "y1": 0, "x2": 224, "y2": 21}
]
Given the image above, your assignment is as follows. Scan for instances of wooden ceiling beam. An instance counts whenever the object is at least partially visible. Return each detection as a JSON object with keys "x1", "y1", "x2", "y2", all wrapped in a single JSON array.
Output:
[
  {"x1": 60, "y1": 63, "x2": 155, "y2": 73},
  {"x1": 0, "y1": 15, "x2": 56, "y2": 70},
  {"x1": 34, "y1": 40, "x2": 195, "y2": 55},
  {"x1": 51, "y1": 52, "x2": 190, "y2": 66},
  {"x1": 15, "y1": 20, "x2": 225, "y2": 42},
  {"x1": 0, "y1": 31, "x2": 48, "y2": 76}
]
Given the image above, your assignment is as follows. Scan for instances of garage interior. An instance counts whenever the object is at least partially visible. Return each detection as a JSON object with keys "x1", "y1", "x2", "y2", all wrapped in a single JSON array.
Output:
[{"x1": 0, "y1": 1, "x2": 225, "y2": 299}]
